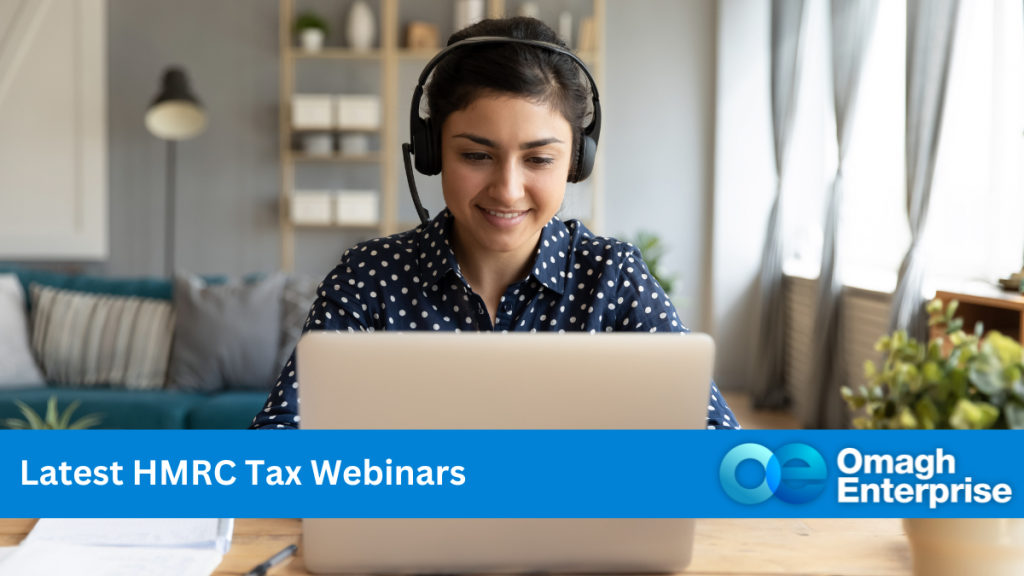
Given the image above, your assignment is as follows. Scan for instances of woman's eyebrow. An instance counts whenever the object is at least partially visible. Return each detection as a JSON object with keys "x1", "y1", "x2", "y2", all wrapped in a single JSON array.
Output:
[
  {"x1": 520, "y1": 137, "x2": 564, "y2": 150},
  {"x1": 452, "y1": 133, "x2": 564, "y2": 150},
  {"x1": 453, "y1": 133, "x2": 496, "y2": 147}
]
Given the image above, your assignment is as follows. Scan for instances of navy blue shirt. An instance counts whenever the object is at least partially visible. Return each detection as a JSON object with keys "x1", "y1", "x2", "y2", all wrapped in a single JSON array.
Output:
[{"x1": 250, "y1": 208, "x2": 739, "y2": 430}]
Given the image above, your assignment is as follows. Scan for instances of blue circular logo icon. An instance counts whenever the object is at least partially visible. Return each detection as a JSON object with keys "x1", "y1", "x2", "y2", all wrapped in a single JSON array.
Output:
[{"x1": 719, "y1": 443, "x2": 826, "y2": 505}]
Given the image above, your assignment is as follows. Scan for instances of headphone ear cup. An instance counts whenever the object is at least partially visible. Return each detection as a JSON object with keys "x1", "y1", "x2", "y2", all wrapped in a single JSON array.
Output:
[
  {"x1": 413, "y1": 117, "x2": 441, "y2": 176},
  {"x1": 570, "y1": 134, "x2": 597, "y2": 183},
  {"x1": 412, "y1": 120, "x2": 430, "y2": 176},
  {"x1": 430, "y1": 119, "x2": 443, "y2": 175}
]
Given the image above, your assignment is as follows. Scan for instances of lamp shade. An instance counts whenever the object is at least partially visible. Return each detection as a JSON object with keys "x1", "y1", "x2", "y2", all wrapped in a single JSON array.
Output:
[{"x1": 145, "y1": 67, "x2": 207, "y2": 141}]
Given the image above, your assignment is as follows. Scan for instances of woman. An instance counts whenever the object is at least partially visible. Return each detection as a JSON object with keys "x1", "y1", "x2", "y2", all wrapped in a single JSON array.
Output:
[{"x1": 251, "y1": 17, "x2": 738, "y2": 430}]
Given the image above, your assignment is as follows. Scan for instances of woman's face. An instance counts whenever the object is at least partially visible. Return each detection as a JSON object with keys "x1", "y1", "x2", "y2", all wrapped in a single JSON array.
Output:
[{"x1": 440, "y1": 94, "x2": 574, "y2": 258}]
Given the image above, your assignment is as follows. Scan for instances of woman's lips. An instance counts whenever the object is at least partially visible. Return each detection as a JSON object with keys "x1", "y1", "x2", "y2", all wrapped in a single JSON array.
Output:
[{"x1": 478, "y1": 205, "x2": 529, "y2": 228}]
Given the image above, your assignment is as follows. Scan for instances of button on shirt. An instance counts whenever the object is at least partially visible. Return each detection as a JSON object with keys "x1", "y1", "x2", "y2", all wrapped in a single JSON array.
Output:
[{"x1": 250, "y1": 208, "x2": 739, "y2": 430}]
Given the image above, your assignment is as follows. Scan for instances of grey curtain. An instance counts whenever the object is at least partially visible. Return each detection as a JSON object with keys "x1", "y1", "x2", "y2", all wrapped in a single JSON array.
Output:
[
  {"x1": 752, "y1": 0, "x2": 808, "y2": 410},
  {"x1": 888, "y1": 0, "x2": 961, "y2": 340},
  {"x1": 811, "y1": 0, "x2": 879, "y2": 429}
]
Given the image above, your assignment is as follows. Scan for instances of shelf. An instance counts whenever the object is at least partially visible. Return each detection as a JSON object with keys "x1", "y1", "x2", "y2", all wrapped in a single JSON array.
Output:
[
  {"x1": 293, "y1": 222, "x2": 381, "y2": 230},
  {"x1": 577, "y1": 51, "x2": 597, "y2": 66},
  {"x1": 290, "y1": 152, "x2": 380, "y2": 163},
  {"x1": 291, "y1": 127, "x2": 380, "y2": 133},
  {"x1": 290, "y1": 47, "x2": 382, "y2": 60},
  {"x1": 398, "y1": 48, "x2": 441, "y2": 60}
]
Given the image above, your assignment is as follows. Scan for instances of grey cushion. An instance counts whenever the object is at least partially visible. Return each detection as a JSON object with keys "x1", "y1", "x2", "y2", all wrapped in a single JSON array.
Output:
[
  {"x1": 167, "y1": 273, "x2": 285, "y2": 392},
  {"x1": 276, "y1": 274, "x2": 319, "y2": 373},
  {"x1": 30, "y1": 283, "x2": 176, "y2": 389}
]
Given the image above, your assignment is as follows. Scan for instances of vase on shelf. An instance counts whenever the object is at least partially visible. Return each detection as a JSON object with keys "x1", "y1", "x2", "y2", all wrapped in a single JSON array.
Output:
[
  {"x1": 300, "y1": 28, "x2": 325, "y2": 53},
  {"x1": 346, "y1": 1, "x2": 376, "y2": 51}
]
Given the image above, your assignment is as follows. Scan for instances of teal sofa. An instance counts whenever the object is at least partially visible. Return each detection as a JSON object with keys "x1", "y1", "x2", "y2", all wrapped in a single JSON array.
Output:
[{"x1": 0, "y1": 265, "x2": 267, "y2": 429}]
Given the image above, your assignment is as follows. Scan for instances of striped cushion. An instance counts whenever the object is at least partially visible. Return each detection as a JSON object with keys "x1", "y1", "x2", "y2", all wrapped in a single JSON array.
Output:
[{"x1": 29, "y1": 284, "x2": 176, "y2": 389}]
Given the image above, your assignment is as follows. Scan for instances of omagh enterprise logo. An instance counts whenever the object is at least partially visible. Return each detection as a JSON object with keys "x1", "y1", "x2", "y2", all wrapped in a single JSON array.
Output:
[{"x1": 720, "y1": 443, "x2": 827, "y2": 504}]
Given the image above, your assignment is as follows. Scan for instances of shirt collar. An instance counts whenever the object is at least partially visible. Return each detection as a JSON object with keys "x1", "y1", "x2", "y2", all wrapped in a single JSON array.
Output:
[
  {"x1": 416, "y1": 208, "x2": 460, "y2": 291},
  {"x1": 417, "y1": 209, "x2": 571, "y2": 295},
  {"x1": 528, "y1": 216, "x2": 571, "y2": 294}
]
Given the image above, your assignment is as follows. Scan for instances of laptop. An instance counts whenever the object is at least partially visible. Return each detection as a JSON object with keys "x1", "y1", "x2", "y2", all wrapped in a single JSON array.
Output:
[{"x1": 297, "y1": 332, "x2": 715, "y2": 574}]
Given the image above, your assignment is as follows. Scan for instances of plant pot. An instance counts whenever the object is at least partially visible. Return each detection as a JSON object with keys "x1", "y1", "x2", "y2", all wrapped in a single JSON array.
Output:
[
  {"x1": 300, "y1": 28, "x2": 325, "y2": 53},
  {"x1": 346, "y1": 1, "x2": 376, "y2": 51},
  {"x1": 904, "y1": 518, "x2": 1024, "y2": 576}
]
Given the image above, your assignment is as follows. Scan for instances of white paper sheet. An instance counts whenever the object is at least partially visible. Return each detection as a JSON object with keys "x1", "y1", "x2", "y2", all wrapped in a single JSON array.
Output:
[
  {"x1": 25, "y1": 518, "x2": 232, "y2": 553},
  {"x1": 0, "y1": 542, "x2": 223, "y2": 576},
  {"x1": 0, "y1": 546, "x2": 18, "y2": 563}
]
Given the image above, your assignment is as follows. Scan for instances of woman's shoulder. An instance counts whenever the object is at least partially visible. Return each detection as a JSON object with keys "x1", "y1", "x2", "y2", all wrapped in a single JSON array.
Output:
[
  {"x1": 560, "y1": 218, "x2": 644, "y2": 271},
  {"x1": 561, "y1": 218, "x2": 685, "y2": 332},
  {"x1": 338, "y1": 227, "x2": 422, "y2": 267}
]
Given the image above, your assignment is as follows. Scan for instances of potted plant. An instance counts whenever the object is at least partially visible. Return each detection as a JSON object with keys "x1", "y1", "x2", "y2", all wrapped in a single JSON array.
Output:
[
  {"x1": 842, "y1": 298, "x2": 1024, "y2": 576},
  {"x1": 294, "y1": 12, "x2": 329, "y2": 53},
  {"x1": 4, "y1": 395, "x2": 103, "y2": 429},
  {"x1": 625, "y1": 231, "x2": 676, "y2": 296}
]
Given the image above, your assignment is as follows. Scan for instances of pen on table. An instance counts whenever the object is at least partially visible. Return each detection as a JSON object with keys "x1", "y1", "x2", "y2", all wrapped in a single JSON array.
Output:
[{"x1": 244, "y1": 544, "x2": 298, "y2": 576}]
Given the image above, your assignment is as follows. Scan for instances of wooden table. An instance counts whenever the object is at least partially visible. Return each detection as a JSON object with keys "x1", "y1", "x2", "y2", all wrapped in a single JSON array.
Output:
[
  {"x1": 0, "y1": 518, "x2": 912, "y2": 576},
  {"x1": 934, "y1": 286, "x2": 1024, "y2": 343}
]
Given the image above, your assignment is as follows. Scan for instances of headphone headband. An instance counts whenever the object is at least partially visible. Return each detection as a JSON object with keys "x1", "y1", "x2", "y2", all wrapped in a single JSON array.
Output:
[
  {"x1": 418, "y1": 36, "x2": 601, "y2": 103},
  {"x1": 403, "y1": 34, "x2": 603, "y2": 224}
]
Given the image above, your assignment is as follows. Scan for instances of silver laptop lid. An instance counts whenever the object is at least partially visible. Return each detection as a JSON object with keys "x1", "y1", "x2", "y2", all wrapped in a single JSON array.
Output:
[{"x1": 298, "y1": 331, "x2": 715, "y2": 430}]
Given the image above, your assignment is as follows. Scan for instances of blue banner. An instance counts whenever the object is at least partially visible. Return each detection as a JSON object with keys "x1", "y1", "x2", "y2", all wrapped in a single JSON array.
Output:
[{"x1": 1, "y1": 430, "x2": 1022, "y2": 518}]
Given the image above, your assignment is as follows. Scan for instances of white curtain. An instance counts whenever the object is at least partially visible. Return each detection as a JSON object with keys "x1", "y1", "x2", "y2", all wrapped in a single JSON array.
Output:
[
  {"x1": 811, "y1": 0, "x2": 879, "y2": 429},
  {"x1": 753, "y1": 0, "x2": 809, "y2": 409},
  {"x1": 888, "y1": 0, "x2": 961, "y2": 340}
]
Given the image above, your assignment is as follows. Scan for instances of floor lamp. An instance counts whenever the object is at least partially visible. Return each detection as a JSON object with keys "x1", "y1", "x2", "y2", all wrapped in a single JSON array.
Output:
[{"x1": 144, "y1": 67, "x2": 207, "y2": 278}]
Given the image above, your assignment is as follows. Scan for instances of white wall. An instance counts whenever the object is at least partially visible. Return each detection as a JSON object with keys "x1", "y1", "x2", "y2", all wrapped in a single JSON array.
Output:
[
  {"x1": 603, "y1": 0, "x2": 717, "y2": 334},
  {"x1": 710, "y1": 0, "x2": 776, "y2": 392},
  {"x1": 0, "y1": 0, "x2": 108, "y2": 260}
]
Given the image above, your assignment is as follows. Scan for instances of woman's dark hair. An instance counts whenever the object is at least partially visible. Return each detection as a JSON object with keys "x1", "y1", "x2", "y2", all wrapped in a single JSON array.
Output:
[{"x1": 425, "y1": 17, "x2": 591, "y2": 175}]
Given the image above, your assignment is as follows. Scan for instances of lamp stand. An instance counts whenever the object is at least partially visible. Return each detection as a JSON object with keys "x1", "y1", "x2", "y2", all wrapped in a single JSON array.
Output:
[{"x1": 165, "y1": 140, "x2": 176, "y2": 278}]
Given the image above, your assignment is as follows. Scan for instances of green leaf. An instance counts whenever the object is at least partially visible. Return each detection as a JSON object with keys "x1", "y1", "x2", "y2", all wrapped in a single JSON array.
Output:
[
  {"x1": 947, "y1": 318, "x2": 964, "y2": 334},
  {"x1": 969, "y1": 346, "x2": 1007, "y2": 395},
  {"x1": 875, "y1": 335, "x2": 892, "y2": 352},
  {"x1": 68, "y1": 414, "x2": 103, "y2": 430},
  {"x1": 293, "y1": 12, "x2": 329, "y2": 34},
  {"x1": 3, "y1": 418, "x2": 30, "y2": 430},
  {"x1": 1005, "y1": 402, "x2": 1024, "y2": 430},
  {"x1": 841, "y1": 386, "x2": 865, "y2": 409},
  {"x1": 852, "y1": 417, "x2": 873, "y2": 429},
  {"x1": 1012, "y1": 380, "x2": 1024, "y2": 402},
  {"x1": 914, "y1": 397, "x2": 939, "y2": 430},
  {"x1": 898, "y1": 407, "x2": 919, "y2": 429},
  {"x1": 950, "y1": 399, "x2": 1000, "y2": 430},
  {"x1": 58, "y1": 400, "x2": 82, "y2": 430},
  {"x1": 922, "y1": 361, "x2": 942, "y2": 384},
  {"x1": 45, "y1": 395, "x2": 60, "y2": 429},
  {"x1": 864, "y1": 360, "x2": 877, "y2": 378},
  {"x1": 14, "y1": 400, "x2": 46, "y2": 430},
  {"x1": 986, "y1": 331, "x2": 1024, "y2": 366}
]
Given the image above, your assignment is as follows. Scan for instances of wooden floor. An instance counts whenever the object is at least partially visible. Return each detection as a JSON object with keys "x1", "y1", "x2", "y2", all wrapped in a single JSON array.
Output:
[{"x1": 721, "y1": 392, "x2": 801, "y2": 430}]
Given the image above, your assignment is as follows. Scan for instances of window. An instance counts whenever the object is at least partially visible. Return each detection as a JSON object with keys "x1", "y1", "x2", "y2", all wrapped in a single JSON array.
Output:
[
  {"x1": 839, "y1": 0, "x2": 908, "y2": 293},
  {"x1": 924, "y1": 0, "x2": 1024, "y2": 290},
  {"x1": 782, "y1": 0, "x2": 1024, "y2": 293}
]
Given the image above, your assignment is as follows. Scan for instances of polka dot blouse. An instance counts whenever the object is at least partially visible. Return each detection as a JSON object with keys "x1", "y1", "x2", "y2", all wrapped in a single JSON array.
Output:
[{"x1": 250, "y1": 208, "x2": 739, "y2": 431}]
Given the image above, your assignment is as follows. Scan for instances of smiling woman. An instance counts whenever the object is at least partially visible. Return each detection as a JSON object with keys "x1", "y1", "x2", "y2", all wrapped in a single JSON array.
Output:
[{"x1": 250, "y1": 17, "x2": 738, "y2": 431}]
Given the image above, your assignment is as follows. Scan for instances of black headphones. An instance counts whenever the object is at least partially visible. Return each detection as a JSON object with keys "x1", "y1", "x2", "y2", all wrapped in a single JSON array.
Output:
[{"x1": 402, "y1": 36, "x2": 602, "y2": 225}]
